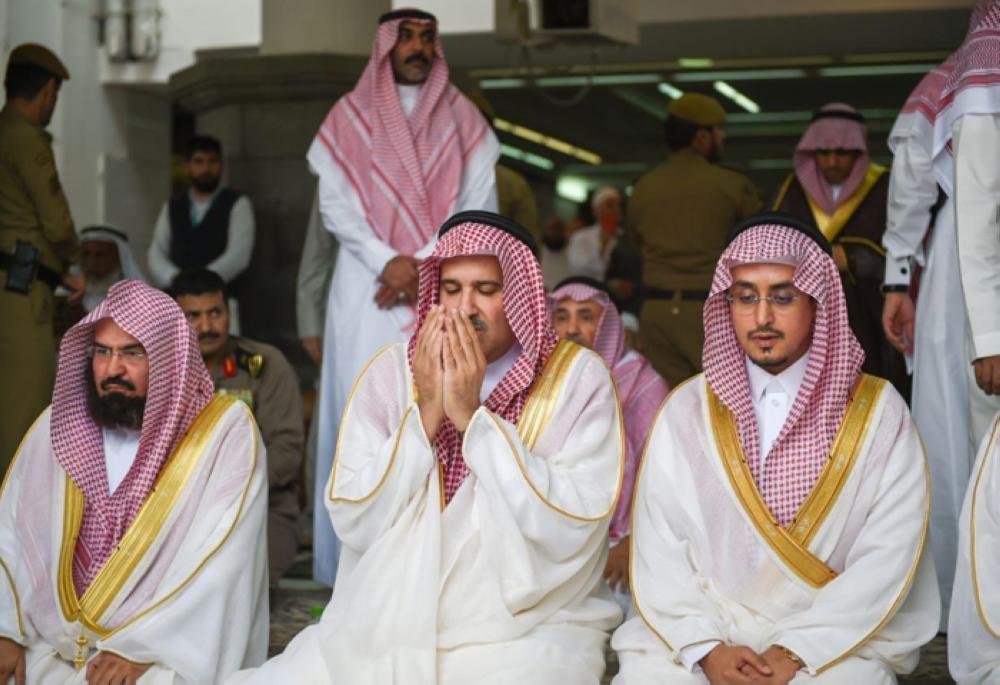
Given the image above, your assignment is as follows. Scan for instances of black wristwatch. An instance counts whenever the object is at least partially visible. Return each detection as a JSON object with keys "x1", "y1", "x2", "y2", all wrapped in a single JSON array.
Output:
[{"x1": 880, "y1": 283, "x2": 909, "y2": 295}]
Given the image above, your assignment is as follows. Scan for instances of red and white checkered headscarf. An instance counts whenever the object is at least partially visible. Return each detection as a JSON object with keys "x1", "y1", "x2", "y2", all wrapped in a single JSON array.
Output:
[
  {"x1": 794, "y1": 103, "x2": 869, "y2": 215},
  {"x1": 51, "y1": 280, "x2": 214, "y2": 594},
  {"x1": 408, "y1": 220, "x2": 558, "y2": 503},
  {"x1": 702, "y1": 223, "x2": 864, "y2": 527},
  {"x1": 930, "y1": 0, "x2": 1000, "y2": 193},
  {"x1": 547, "y1": 282, "x2": 668, "y2": 539},
  {"x1": 306, "y1": 11, "x2": 490, "y2": 255}
]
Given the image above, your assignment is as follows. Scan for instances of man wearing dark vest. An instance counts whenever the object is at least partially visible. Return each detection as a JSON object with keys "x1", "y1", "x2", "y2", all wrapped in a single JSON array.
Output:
[
  {"x1": 148, "y1": 135, "x2": 255, "y2": 326},
  {"x1": 771, "y1": 103, "x2": 908, "y2": 396}
]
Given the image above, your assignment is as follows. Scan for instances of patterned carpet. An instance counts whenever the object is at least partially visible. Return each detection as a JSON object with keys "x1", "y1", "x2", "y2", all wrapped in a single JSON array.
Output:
[{"x1": 268, "y1": 581, "x2": 954, "y2": 683}]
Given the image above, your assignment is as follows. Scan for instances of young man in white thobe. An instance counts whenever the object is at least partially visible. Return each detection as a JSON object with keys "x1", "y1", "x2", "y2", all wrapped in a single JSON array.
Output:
[
  {"x1": 613, "y1": 215, "x2": 939, "y2": 684},
  {"x1": 306, "y1": 8, "x2": 499, "y2": 585},
  {"x1": 0, "y1": 280, "x2": 268, "y2": 685},
  {"x1": 227, "y1": 212, "x2": 623, "y2": 685},
  {"x1": 950, "y1": 410, "x2": 1000, "y2": 683},
  {"x1": 881, "y1": 0, "x2": 1000, "y2": 619}
]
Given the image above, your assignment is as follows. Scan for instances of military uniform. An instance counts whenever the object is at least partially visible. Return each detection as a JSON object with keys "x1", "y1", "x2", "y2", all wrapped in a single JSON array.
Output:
[
  {"x1": 628, "y1": 149, "x2": 761, "y2": 386},
  {"x1": 212, "y1": 336, "x2": 304, "y2": 585},
  {"x1": 0, "y1": 45, "x2": 76, "y2": 472},
  {"x1": 496, "y1": 163, "x2": 540, "y2": 246}
]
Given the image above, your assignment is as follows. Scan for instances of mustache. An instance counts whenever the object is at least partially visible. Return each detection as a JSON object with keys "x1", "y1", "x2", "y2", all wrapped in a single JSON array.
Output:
[
  {"x1": 748, "y1": 325, "x2": 785, "y2": 340},
  {"x1": 405, "y1": 53, "x2": 430, "y2": 65},
  {"x1": 101, "y1": 375, "x2": 136, "y2": 391},
  {"x1": 198, "y1": 331, "x2": 221, "y2": 342},
  {"x1": 469, "y1": 315, "x2": 487, "y2": 332}
]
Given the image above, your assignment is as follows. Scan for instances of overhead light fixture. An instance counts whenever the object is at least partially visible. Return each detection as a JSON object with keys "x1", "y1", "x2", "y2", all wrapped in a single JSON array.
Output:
[
  {"x1": 658, "y1": 82, "x2": 684, "y2": 99},
  {"x1": 556, "y1": 176, "x2": 590, "y2": 203},
  {"x1": 818, "y1": 63, "x2": 938, "y2": 77},
  {"x1": 479, "y1": 78, "x2": 527, "y2": 89},
  {"x1": 495, "y1": 117, "x2": 602, "y2": 165},
  {"x1": 674, "y1": 68, "x2": 806, "y2": 83},
  {"x1": 678, "y1": 57, "x2": 714, "y2": 68},
  {"x1": 500, "y1": 144, "x2": 555, "y2": 171},
  {"x1": 713, "y1": 80, "x2": 760, "y2": 114},
  {"x1": 746, "y1": 158, "x2": 794, "y2": 170}
]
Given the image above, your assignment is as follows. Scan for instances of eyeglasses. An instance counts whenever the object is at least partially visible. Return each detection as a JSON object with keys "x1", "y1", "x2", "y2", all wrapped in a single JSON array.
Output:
[
  {"x1": 726, "y1": 290, "x2": 803, "y2": 314},
  {"x1": 88, "y1": 344, "x2": 147, "y2": 363}
]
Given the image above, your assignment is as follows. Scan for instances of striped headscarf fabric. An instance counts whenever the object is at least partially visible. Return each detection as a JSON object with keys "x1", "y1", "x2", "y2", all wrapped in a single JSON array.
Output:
[
  {"x1": 794, "y1": 103, "x2": 869, "y2": 215},
  {"x1": 306, "y1": 13, "x2": 490, "y2": 255},
  {"x1": 547, "y1": 282, "x2": 668, "y2": 540},
  {"x1": 702, "y1": 223, "x2": 864, "y2": 527},
  {"x1": 408, "y1": 220, "x2": 558, "y2": 503},
  {"x1": 51, "y1": 280, "x2": 214, "y2": 594}
]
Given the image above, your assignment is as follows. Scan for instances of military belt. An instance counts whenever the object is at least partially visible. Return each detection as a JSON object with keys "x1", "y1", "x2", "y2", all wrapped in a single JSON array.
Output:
[{"x1": 0, "y1": 250, "x2": 62, "y2": 290}]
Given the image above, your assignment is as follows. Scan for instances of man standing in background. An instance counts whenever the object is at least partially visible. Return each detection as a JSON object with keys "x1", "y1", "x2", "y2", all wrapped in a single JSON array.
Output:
[
  {"x1": 305, "y1": 7, "x2": 498, "y2": 585},
  {"x1": 628, "y1": 93, "x2": 761, "y2": 388},
  {"x1": 0, "y1": 43, "x2": 83, "y2": 473}
]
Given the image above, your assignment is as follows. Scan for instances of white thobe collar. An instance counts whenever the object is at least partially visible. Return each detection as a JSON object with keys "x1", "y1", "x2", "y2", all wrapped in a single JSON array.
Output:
[
  {"x1": 745, "y1": 352, "x2": 809, "y2": 463},
  {"x1": 830, "y1": 182, "x2": 843, "y2": 203},
  {"x1": 481, "y1": 343, "x2": 522, "y2": 403},
  {"x1": 102, "y1": 426, "x2": 141, "y2": 494},
  {"x1": 397, "y1": 83, "x2": 423, "y2": 119}
]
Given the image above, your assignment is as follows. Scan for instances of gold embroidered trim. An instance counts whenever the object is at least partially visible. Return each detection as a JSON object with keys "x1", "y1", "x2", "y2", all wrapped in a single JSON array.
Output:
[
  {"x1": 58, "y1": 395, "x2": 236, "y2": 634},
  {"x1": 806, "y1": 163, "x2": 887, "y2": 242},
  {"x1": 517, "y1": 340, "x2": 580, "y2": 450},
  {"x1": 329, "y1": 407, "x2": 413, "y2": 505},
  {"x1": 971, "y1": 415, "x2": 1000, "y2": 639},
  {"x1": 788, "y1": 375, "x2": 885, "y2": 546},
  {"x1": 708, "y1": 388, "x2": 838, "y2": 589},
  {"x1": 770, "y1": 173, "x2": 796, "y2": 212}
]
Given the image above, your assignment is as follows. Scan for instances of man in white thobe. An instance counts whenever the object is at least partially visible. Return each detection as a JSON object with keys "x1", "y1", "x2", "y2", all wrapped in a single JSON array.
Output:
[
  {"x1": 613, "y1": 215, "x2": 939, "y2": 684},
  {"x1": 882, "y1": 0, "x2": 1000, "y2": 619},
  {"x1": 306, "y1": 8, "x2": 498, "y2": 585},
  {"x1": 0, "y1": 280, "x2": 268, "y2": 685},
  {"x1": 950, "y1": 411, "x2": 1000, "y2": 683},
  {"x1": 227, "y1": 212, "x2": 623, "y2": 685}
]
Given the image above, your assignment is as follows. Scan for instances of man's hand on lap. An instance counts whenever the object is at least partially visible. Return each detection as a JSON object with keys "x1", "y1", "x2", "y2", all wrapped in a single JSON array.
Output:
[
  {"x1": 603, "y1": 537, "x2": 630, "y2": 592},
  {"x1": 701, "y1": 644, "x2": 773, "y2": 685},
  {"x1": 85, "y1": 652, "x2": 151, "y2": 685},
  {"x1": 414, "y1": 305, "x2": 445, "y2": 440},
  {"x1": 974, "y1": 355, "x2": 1000, "y2": 395},
  {"x1": 755, "y1": 646, "x2": 800, "y2": 685},
  {"x1": 442, "y1": 309, "x2": 486, "y2": 433},
  {"x1": 0, "y1": 638, "x2": 25, "y2": 685}
]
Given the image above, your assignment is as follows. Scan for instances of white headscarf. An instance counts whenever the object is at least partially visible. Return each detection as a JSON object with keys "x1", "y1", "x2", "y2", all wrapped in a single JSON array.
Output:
[{"x1": 79, "y1": 225, "x2": 147, "y2": 311}]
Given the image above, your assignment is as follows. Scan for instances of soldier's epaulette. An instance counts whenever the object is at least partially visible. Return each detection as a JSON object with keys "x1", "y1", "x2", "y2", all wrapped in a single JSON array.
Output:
[{"x1": 233, "y1": 345, "x2": 265, "y2": 379}]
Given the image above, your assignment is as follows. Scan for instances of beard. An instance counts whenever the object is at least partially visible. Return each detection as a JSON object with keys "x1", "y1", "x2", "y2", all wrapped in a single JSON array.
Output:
[
  {"x1": 86, "y1": 369, "x2": 146, "y2": 430},
  {"x1": 191, "y1": 174, "x2": 221, "y2": 193}
]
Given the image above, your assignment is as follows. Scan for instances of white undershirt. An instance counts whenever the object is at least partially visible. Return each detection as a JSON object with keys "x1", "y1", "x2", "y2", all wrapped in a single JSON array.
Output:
[
  {"x1": 397, "y1": 83, "x2": 422, "y2": 119},
  {"x1": 102, "y1": 426, "x2": 140, "y2": 493},
  {"x1": 481, "y1": 343, "x2": 522, "y2": 403},
  {"x1": 830, "y1": 182, "x2": 843, "y2": 203},
  {"x1": 679, "y1": 352, "x2": 809, "y2": 672}
]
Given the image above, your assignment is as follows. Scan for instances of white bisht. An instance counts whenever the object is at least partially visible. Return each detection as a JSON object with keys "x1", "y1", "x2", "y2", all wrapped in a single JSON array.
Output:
[
  {"x1": 949, "y1": 412, "x2": 1000, "y2": 684},
  {"x1": 230, "y1": 215, "x2": 624, "y2": 685},
  {"x1": 0, "y1": 396, "x2": 270, "y2": 684}
]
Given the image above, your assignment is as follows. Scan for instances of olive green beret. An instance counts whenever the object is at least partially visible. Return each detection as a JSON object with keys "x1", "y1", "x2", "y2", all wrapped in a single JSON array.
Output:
[
  {"x1": 668, "y1": 93, "x2": 725, "y2": 127},
  {"x1": 6, "y1": 43, "x2": 70, "y2": 80}
]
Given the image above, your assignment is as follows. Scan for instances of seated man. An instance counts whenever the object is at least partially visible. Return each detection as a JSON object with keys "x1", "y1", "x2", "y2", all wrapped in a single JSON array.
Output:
[
  {"x1": 0, "y1": 280, "x2": 268, "y2": 685},
  {"x1": 949, "y1": 410, "x2": 1000, "y2": 684},
  {"x1": 227, "y1": 211, "x2": 624, "y2": 685},
  {"x1": 171, "y1": 267, "x2": 305, "y2": 589},
  {"x1": 549, "y1": 276, "x2": 669, "y2": 609},
  {"x1": 612, "y1": 215, "x2": 939, "y2": 684},
  {"x1": 79, "y1": 225, "x2": 146, "y2": 312}
]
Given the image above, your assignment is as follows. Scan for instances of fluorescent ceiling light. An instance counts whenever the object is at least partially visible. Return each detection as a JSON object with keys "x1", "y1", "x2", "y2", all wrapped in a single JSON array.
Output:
[
  {"x1": 533, "y1": 73, "x2": 662, "y2": 87},
  {"x1": 714, "y1": 80, "x2": 760, "y2": 114},
  {"x1": 726, "y1": 107, "x2": 905, "y2": 124},
  {"x1": 658, "y1": 82, "x2": 684, "y2": 99},
  {"x1": 674, "y1": 68, "x2": 805, "y2": 82},
  {"x1": 495, "y1": 117, "x2": 602, "y2": 165},
  {"x1": 746, "y1": 158, "x2": 794, "y2": 170},
  {"x1": 556, "y1": 176, "x2": 590, "y2": 203},
  {"x1": 479, "y1": 78, "x2": 527, "y2": 89},
  {"x1": 818, "y1": 64, "x2": 938, "y2": 77},
  {"x1": 500, "y1": 144, "x2": 555, "y2": 171},
  {"x1": 678, "y1": 57, "x2": 714, "y2": 68}
]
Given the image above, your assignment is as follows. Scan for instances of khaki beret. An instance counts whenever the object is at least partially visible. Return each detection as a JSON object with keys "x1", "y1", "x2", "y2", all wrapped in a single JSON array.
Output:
[
  {"x1": 6, "y1": 43, "x2": 70, "y2": 80},
  {"x1": 668, "y1": 93, "x2": 725, "y2": 127}
]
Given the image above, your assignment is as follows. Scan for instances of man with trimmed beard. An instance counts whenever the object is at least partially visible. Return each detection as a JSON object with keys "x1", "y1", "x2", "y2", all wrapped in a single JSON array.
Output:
[
  {"x1": 227, "y1": 211, "x2": 622, "y2": 685},
  {"x1": 148, "y1": 136, "x2": 255, "y2": 326},
  {"x1": 612, "y1": 215, "x2": 938, "y2": 684},
  {"x1": 0, "y1": 280, "x2": 268, "y2": 685}
]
